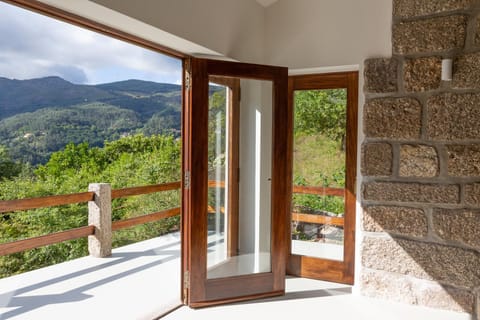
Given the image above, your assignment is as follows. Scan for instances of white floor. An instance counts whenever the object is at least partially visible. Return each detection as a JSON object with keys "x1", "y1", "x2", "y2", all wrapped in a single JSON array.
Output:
[
  {"x1": 0, "y1": 233, "x2": 473, "y2": 320},
  {"x1": 206, "y1": 233, "x2": 271, "y2": 279},
  {"x1": 0, "y1": 233, "x2": 182, "y2": 320},
  {"x1": 165, "y1": 277, "x2": 473, "y2": 320}
]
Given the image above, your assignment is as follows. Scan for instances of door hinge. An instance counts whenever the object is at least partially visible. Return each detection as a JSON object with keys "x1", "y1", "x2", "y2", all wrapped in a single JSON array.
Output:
[
  {"x1": 183, "y1": 270, "x2": 190, "y2": 304},
  {"x1": 185, "y1": 70, "x2": 191, "y2": 90},
  {"x1": 184, "y1": 59, "x2": 191, "y2": 90},
  {"x1": 184, "y1": 171, "x2": 191, "y2": 189},
  {"x1": 184, "y1": 270, "x2": 190, "y2": 289}
]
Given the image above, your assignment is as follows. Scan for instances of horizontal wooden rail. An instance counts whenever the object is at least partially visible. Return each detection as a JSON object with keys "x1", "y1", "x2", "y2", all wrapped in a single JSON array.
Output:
[
  {"x1": 0, "y1": 182, "x2": 182, "y2": 214},
  {"x1": 112, "y1": 207, "x2": 181, "y2": 231},
  {"x1": 0, "y1": 192, "x2": 95, "y2": 213},
  {"x1": 111, "y1": 182, "x2": 181, "y2": 199},
  {"x1": 292, "y1": 212, "x2": 344, "y2": 227},
  {"x1": 0, "y1": 226, "x2": 95, "y2": 256},
  {"x1": 208, "y1": 180, "x2": 225, "y2": 188},
  {"x1": 207, "y1": 205, "x2": 225, "y2": 214},
  {"x1": 293, "y1": 185, "x2": 344, "y2": 197}
]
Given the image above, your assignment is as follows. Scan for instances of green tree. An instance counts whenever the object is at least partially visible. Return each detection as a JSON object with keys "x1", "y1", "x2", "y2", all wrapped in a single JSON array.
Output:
[
  {"x1": 0, "y1": 134, "x2": 181, "y2": 278},
  {"x1": 0, "y1": 146, "x2": 23, "y2": 180},
  {"x1": 35, "y1": 142, "x2": 104, "y2": 182},
  {"x1": 294, "y1": 89, "x2": 347, "y2": 149}
]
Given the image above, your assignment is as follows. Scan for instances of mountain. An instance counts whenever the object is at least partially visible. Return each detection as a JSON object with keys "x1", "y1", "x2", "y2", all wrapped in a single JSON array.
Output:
[
  {"x1": 0, "y1": 76, "x2": 183, "y2": 165},
  {"x1": 0, "y1": 77, "x2": 114, "y2": 119},
  {"x1": 0, "y1": 76, "x2": 182, "y2": 120}
]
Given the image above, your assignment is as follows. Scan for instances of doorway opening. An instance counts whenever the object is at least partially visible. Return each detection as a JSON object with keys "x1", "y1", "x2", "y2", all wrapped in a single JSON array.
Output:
[
  {"x1": 0, "y1": 1, "x2": 184, "y2": 318},
  {"x1": 287, "y1": 72, "x2": 358, "y2": 284}
]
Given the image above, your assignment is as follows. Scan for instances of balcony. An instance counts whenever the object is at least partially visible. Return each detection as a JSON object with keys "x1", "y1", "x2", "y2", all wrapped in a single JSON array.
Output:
[
  {"x1": 0, "y1": 234, "x2": 472, "y2": 320},
  {"x1": 0, "y1": 234, "x2": 181, "y2": 319},
  {"x1": 0, "y1": 184, "x2": 473, "y2": 320}
]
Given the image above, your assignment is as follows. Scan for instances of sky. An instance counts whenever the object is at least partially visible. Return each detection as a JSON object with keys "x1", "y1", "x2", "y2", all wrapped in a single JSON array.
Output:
[{"x1": 0, "y1": 2, "x2": 182, "y2": 85}]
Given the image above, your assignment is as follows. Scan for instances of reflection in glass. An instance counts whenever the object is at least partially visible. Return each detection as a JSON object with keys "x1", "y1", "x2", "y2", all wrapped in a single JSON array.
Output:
[
  {"x1": 207, "y1": 78, "x2": 272, "y2": 279},
  {"x1": 291, "y1": 89, "x2": 347, "y2": 261}
]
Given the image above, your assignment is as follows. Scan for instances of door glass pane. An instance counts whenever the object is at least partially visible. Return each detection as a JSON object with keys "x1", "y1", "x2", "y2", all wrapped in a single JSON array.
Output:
[
  {"x1": 207, "y1": 78, "x2": 272, "y2": 279},
  {"x1": 291, "y1": 89, "x2": 347, "y2": 261}
]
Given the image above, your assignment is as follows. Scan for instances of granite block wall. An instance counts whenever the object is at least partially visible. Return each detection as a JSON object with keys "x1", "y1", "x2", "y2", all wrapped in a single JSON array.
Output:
[{"x1": 361, "y1": 0, "x2": 480, "y2": 318}]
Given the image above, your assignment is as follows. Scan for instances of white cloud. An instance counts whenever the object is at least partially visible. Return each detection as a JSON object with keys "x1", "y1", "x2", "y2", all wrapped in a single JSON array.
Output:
[{"x1": 0, "y1": 2, "x2": 181, "y2": 84}]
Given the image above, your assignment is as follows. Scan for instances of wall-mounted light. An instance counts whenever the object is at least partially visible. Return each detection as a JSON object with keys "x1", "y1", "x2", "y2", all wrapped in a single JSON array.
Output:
[{"x1": 441, "y1": 58, "x2": 453, "y2": 81}]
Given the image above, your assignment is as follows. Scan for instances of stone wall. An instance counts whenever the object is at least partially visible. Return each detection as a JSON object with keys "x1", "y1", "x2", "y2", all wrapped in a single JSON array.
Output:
[{"x1": 361, "y1": 0, "x2": 480, "y2": 318}]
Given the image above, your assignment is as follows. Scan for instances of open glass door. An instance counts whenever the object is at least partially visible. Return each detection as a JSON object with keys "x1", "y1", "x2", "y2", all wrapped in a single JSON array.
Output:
[
  {"x1": 182, "y1": 58, "x2": 290, "y2": 307},
  {"x1": 287, "y1": 72, "x2": 358, "y2": 284}
]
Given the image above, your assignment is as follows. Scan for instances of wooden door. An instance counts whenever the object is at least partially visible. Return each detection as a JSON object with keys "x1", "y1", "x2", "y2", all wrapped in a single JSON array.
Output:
[
  {"x1": 287, "y1": 72, "x2": 358, "y2": 284},
  {"x1": 182, "y1": 58, "x2": 290, "y2": 307}
]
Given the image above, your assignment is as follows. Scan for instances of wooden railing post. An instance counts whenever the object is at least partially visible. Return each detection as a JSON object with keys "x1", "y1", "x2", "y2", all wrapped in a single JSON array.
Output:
[{"x1": 88, "y1": 183, "x2": 112, "y2": 257}]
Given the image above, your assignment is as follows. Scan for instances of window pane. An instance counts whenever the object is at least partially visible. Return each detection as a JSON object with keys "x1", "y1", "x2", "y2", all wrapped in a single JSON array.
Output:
[
  {"x1": 207, "y1": 78, "x2": 272, "y2": 278},
  {"x1": 291, "y1": 88, "x2": 347, "y2": 261}
]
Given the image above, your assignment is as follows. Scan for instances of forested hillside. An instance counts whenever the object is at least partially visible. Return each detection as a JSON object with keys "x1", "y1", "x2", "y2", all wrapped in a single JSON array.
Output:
[
  {"x1": 0, "y1": 77, "x2": 184, "y2": 165},
  {"x1": 0, "y1": 103, "x2": 142, "y2": 164}
]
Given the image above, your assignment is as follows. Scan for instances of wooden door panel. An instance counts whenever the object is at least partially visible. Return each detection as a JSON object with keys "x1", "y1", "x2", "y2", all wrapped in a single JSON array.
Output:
[{"x1": 183, "y1": 58, "x2": 290, "y2": 307}]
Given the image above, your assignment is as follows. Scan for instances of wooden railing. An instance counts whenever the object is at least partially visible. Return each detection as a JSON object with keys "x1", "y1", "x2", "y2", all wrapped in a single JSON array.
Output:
[
  {"x1": 292, "y1": 185, "x2": 344, "y2": 197},
  {"x1": 0, "y1": 192, "x2": 95, "y2": 213},
  {"x1": 291, "y1": 185, "x2": 345, "y2": 227},
  {"x1": 0, "y1": 181, "x2": 344, "y2": 257},
  {"x1": 0, "y1": 182, "x2": 180, "y2": 257}
]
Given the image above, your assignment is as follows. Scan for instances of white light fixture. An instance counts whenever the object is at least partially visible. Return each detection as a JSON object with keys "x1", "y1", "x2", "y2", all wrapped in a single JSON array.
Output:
[{"x1": 441, "y1": 58, "x2": 453, "y2": 81}]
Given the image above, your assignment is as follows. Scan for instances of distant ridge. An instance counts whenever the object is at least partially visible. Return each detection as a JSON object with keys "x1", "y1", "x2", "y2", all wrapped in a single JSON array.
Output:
[
  {"x1": 97, "y1": 79, "x2": 180, "y2": 94},
  {"x1": 0, "y1": 76, "x2": 181, "y2": 120}
]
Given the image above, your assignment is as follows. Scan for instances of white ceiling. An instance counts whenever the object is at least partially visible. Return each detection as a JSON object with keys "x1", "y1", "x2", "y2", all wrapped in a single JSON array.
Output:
[{"x1": 256, "y1": 0, "x2": 278, "y2": 7}]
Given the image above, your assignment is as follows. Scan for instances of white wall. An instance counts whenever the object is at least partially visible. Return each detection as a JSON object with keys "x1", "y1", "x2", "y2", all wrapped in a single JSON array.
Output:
[
  {"x1": 264, "y1": 0, "x2": 392, "y2": 68},
  {"x1": 238, "y1": 80, "x2": 272, "y2": 271}
]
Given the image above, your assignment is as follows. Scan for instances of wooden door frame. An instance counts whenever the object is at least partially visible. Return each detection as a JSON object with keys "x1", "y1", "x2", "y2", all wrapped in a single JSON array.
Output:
[
  {"x1": 182, "y1": 57, "x2": 290, "y2": 307},
  {"x1": 287, "y1": 71, "x2": 358, "y2": 285}
]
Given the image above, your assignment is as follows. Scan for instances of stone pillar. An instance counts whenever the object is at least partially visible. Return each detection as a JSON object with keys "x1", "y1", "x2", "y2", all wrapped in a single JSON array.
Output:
[{"x1": 88, "y1": 183, "x2": 112, "y2": 257}]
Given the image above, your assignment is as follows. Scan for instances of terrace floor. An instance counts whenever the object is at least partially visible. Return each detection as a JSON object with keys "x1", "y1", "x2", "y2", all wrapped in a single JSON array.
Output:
[
  {"x1": 0, "y1": 232, "x2": 473, "y2": 320},
  {"x1": 0, "y1": 233, "x2": 182, "y2": 320}
]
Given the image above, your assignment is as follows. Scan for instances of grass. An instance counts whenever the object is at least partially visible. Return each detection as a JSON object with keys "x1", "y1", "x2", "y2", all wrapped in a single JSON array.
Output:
[
  {"x1": 292, "y1": 132, "x2": 346, "y2": 216},
  {"x1": 293, "y1": 132, "x2": 345, "y2": 188}
]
